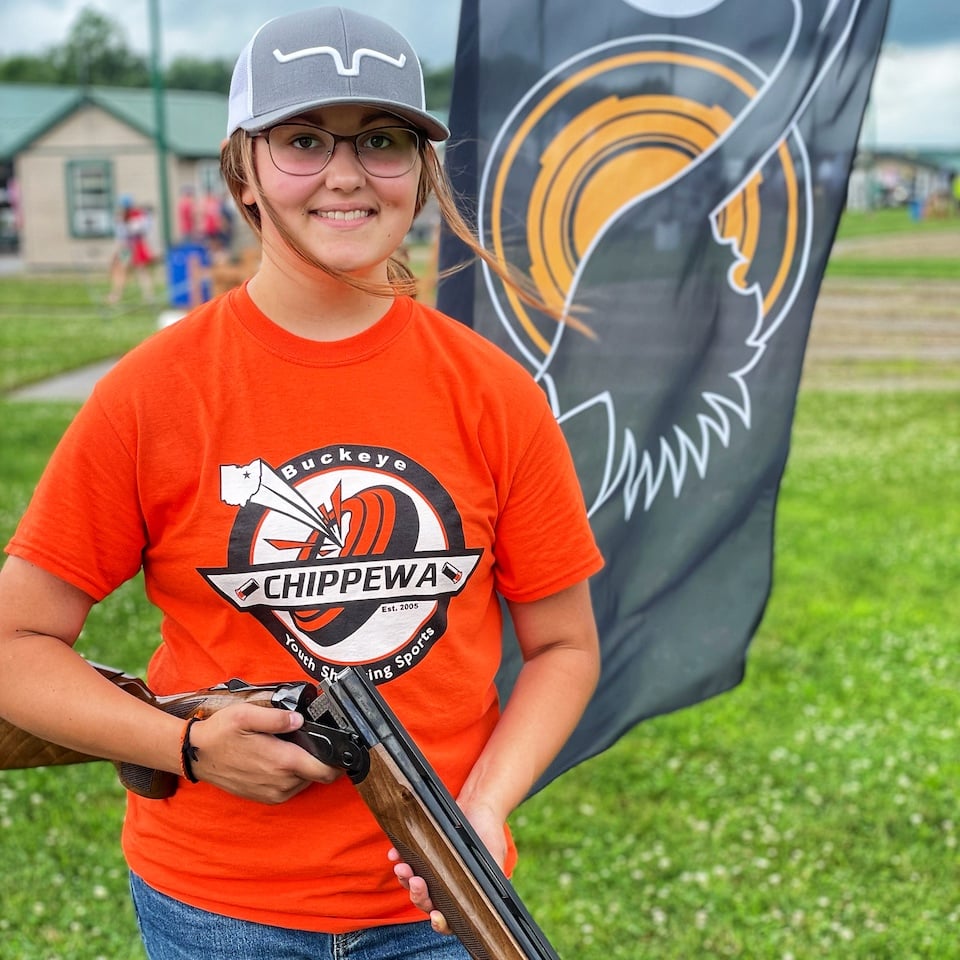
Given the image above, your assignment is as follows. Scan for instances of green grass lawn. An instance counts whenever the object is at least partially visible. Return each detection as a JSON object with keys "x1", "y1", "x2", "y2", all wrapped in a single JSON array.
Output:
[
  {"x1": 826, "y1": 257, "x2": 960, "y2": 280},
  {"x1": 835, "y1": 205, "x2": 960, "y2": 240},
  {"x1": 0, "y1": 274, "x2": 159, "y2": 393},
  {"x1": 1, "y1": 391, "x2": 956, "y2": 958},
  {"x1": 0, "y1": 220, "x2": 958, "y2": 957}
]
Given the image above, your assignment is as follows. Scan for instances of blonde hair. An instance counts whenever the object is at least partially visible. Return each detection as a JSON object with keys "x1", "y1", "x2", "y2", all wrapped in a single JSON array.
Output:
[{"x1": 220, "y1": 131, "x2": 582, "y2": 328}]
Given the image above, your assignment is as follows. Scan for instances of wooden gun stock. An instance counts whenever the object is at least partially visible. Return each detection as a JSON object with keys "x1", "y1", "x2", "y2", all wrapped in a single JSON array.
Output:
[
  {"x1": 0, "y1": 662, "x2": 561, "y2": 959},
  {"x1": 0, "y1": 663, "x2": 150, "y2": 771},
  {"x1": 0, "y1": 663, "x2": 306, "y2": 799}
]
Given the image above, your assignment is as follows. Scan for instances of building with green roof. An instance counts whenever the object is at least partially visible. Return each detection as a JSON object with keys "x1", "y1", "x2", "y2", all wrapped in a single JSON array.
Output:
[{"x1": 0, "y1": 83, "x2": 228, "y2": 269}]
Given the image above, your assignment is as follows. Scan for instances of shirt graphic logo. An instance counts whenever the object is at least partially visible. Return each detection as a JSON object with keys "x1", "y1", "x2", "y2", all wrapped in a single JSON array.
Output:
[
  {"x1": 272, "y1": 45, "x2": 407, "y2": 76},
  {"x1": 200, "y1": 445, "x2": 480, "y2": 685}
]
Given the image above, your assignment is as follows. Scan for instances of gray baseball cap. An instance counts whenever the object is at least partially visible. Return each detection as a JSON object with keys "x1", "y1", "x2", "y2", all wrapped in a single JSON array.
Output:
[{"x1": 227, "y1": 7, "x2": 449, "y2": 141}]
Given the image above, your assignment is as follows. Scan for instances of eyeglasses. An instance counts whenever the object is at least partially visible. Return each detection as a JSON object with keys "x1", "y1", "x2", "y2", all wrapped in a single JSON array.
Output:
[{"x1": 257, "y1": 123, "x2": 421, "y2": 178}]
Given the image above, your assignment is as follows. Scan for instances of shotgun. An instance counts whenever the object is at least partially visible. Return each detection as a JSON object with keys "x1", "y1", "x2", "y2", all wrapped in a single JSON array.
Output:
[{"x1": 0, "y1": 662, "x2": 561, "y2": 960}]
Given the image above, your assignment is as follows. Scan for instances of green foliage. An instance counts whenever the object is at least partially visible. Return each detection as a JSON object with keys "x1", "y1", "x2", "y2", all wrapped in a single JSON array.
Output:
[
  {"x1": 0, "y1": 402, "x2": 159, "y2": 958},
  {"x1": 164, "y1": 56, "x2": 233, "y2": 95},
  {"x1": 0, "y1": 6, "x2": 453, "y2": 95},
  {"x1": 0, "y1": 54, "x2": 60, "y2": 84},
  {"x1": 423, "y1": 62, "x2": 455, "y2": 111},
  {"x1": 51, "y1": 6, "x2": 149, "y2": 87},
  {"x1": 0, "y1": 763, "x2": 147, "y2": 958},
  {"x1": 0, "y1": 6, "x2": 149, "y2": 87}
]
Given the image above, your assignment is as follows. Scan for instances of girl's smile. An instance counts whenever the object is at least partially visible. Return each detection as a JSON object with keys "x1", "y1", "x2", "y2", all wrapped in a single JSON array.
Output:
[{"x1": 244, "y1": 105, "x2": 421, "y2": 282}]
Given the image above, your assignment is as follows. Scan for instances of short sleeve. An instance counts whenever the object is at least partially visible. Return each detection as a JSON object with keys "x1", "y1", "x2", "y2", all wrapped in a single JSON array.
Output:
[
  {"x1": 492, "y1": 405, "x2": 603, "y2": 602},
  {"x1": 6, "y1": 391, "x2": 147, "y2": 601}
]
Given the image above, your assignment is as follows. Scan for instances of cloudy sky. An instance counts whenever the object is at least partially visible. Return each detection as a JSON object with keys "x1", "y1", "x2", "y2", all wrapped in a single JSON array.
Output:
[{"x1": 0, "y1": 0, "x2": 956, "y2": 148}]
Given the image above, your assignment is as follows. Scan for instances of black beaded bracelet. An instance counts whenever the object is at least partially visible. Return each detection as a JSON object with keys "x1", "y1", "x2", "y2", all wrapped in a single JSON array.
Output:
[{"x1": 179, "y1": 715, "x2": 202, "y2": 783}]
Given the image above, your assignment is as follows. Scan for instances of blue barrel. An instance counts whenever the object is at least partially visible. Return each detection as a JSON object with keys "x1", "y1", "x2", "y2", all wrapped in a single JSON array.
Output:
[{"x1": 166, "y1": 244, "x2": 211, "y2": 306}]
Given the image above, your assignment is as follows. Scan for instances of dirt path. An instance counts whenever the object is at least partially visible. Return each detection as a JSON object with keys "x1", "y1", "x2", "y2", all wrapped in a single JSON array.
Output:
[
  {"x1": 801, "y1": 231, "x2": 960, "y2": 391},
  {"x1": 829, "y1": 228, "x2": 960, "y2": 260}
]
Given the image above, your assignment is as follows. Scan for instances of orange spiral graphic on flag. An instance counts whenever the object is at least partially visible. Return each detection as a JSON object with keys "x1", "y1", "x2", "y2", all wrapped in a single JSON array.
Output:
[{"x1": 485, "y1": 45, "x2": 804, "y2": 357}]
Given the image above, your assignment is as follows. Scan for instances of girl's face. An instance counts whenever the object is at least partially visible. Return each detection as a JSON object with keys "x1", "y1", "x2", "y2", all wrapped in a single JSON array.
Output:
[{"x1": 243, "y1": 104, "x2": 422, "y2": 280}]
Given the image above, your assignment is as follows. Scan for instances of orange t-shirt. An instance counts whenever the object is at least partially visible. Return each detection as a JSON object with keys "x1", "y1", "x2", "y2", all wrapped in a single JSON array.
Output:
[{"x1": 8, "y1": 285, "x2": 602, "y2": 932}]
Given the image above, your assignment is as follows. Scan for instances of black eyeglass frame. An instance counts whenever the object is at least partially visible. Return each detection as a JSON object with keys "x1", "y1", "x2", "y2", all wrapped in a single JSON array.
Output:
[{"x1": 253, "y1": 122, "x2": 423, "y2": 179}]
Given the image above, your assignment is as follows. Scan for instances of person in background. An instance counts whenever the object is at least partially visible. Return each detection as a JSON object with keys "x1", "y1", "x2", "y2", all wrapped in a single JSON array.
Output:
[
  {"x1": 176, "y1": 185, "x2": 197, "y2": 242},
  {"x1": 0, "y1": 8, "x2": 602, "y2": 959},
  {"x1": 201, "y1": 188, "x2": 227, "y2": 252},
  {"x1": 106, "y1": 194, "x2": 155, "y2": 305}
]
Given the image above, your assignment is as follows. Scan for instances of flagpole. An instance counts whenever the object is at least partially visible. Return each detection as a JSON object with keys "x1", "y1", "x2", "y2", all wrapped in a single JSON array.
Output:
[{"x1": 148, "y1": 0, "x2": 172, "y2": 253}]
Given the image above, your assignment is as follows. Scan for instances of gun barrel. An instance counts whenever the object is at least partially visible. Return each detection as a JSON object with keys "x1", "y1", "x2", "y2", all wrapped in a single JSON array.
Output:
[{"x1": 320, "y1": 667, "x2": 561, "y2": 960}]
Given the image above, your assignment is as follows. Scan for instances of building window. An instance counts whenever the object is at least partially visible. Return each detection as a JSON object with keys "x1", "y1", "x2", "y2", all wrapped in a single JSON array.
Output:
[
  {"x1": 66, "y1": 160, "x2": 114, "y2": 238},
  {"x1": 197, "y1": 160, "x2": 223, "y2": 196}
]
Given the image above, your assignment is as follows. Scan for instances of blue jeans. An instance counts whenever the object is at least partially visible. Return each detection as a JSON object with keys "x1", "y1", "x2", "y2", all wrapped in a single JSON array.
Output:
[{"x1": 129, "y1": 873, "x2": 469, "y2": 960}]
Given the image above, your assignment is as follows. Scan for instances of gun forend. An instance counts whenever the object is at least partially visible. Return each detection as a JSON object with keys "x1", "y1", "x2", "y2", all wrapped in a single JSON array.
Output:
[{"x1": 318, "y1": 667, "x2": 561, "y2": 960}]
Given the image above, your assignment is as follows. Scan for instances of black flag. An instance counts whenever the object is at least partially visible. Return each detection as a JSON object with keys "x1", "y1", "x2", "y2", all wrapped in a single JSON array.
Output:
[{"x1": 438, "y1": 0, "x2": 891, "y2": 790}]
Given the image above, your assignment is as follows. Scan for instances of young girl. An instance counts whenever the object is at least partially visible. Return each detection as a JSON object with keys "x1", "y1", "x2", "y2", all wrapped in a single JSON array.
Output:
[{"x1": 0, "y1": 8, "x2": 602, "y2": 958}]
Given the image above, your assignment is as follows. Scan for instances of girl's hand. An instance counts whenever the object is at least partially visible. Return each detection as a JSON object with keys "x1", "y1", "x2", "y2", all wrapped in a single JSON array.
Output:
[
  {"x1": 387, "y1": 854, "x2": 452, "y2": 935},
  {"x1": 387, "y1": 800, "x2": 508, "y2": 935},
  {"x1": 187, "y1": 703, "x2": 342, "y2": 803}
]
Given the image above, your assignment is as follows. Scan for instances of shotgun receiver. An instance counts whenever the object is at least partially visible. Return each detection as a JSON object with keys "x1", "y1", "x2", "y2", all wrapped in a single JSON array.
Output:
[{"x1": 0, "y1": 663, "x2": 561, "y2": 960}]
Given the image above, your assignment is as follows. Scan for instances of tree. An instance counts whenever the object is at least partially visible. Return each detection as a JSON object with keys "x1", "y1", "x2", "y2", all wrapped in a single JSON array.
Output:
[
  {"x1": 0, "y1": 54, "x2": 59, "y2": 84},
  {"x1": 50, "y1": 6, "x2": 149, "y2": 87},
  {"x1": 165, "y1": 57, "x2": 232, "y2": 95},
  {"x1": 423, "y1": 63, "x2": 455, "y2": 111}
]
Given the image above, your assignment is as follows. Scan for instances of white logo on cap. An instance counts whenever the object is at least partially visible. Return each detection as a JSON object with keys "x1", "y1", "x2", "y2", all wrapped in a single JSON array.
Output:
[{"x1": 273, "y1": 45, "x2": 407, "y2": 77}]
